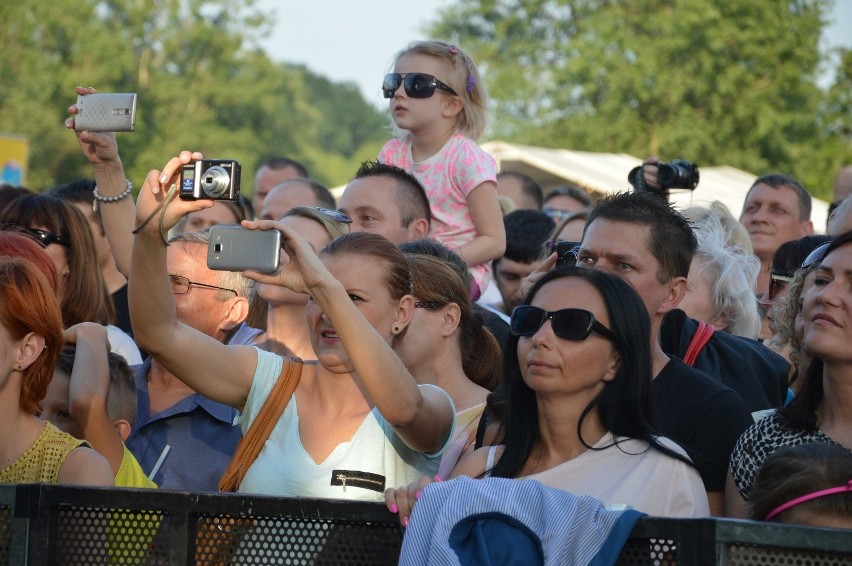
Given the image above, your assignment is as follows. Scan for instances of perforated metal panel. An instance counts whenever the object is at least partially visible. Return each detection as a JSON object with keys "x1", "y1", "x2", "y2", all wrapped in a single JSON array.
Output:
[
  {"x1": 56, "y1": 505, "x2": 169, "y2": 565},
  {"x1": 193, "y1": 514, "x2": 401, "y2": 565},
  {"x1": 615, "y1": 537, "x2": 680, "y2": 565},
  {"x1": 0, "y1": 506, "x2": 10, "y2": 564},
  {"x1": 725, "y1": 543, "x2": 852, "y2": 565}
]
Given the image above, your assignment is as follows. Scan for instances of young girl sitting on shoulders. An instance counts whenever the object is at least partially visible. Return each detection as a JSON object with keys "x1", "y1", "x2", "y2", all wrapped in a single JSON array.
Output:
[{"x1": 379, "y1": 40, "x2": 505, "y2": 299}]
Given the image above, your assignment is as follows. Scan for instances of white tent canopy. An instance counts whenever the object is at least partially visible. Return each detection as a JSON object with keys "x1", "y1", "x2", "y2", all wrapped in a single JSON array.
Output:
[{"x1": 481, "y1": 140, "x2": 829, "y2": 232}]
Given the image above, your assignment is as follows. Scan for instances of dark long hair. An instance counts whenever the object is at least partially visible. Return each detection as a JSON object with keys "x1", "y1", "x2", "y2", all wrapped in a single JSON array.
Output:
[
  {"x1": 491, "y1": 267, "x2": 691, "y2": 478},
  {"x1": 778, "y1": 230, "x2": 852, "y2": 432}
]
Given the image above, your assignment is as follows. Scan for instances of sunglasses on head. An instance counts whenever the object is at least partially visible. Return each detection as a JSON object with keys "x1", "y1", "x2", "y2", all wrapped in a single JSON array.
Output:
[
  {"x1": 510, "y1": 305, "x2": 615, "y2": 342},
  {"x1": 800, "y1": 241, "x2": 831, "y2": 270},
  {"x1": 312, "y1": 207, "x2": 352, "y2": 224},
  {"x1": 382, "y1": 73, "x2": 459, "y2": 99},
  {"x1": 22, "y1": 227, "x2": 70, "y2": 248}
]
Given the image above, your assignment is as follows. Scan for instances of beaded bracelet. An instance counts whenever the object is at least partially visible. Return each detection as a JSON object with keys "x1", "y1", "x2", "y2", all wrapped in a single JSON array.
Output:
[{"x1": 92, "y1": 179, "x2": 133, "y2": 212}]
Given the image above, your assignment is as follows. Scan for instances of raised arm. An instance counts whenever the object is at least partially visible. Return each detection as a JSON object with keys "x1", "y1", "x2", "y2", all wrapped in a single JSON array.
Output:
[
  {"x1": 129, "y1": 151, "x2": 258, "y2": 408},
  {"x1": 65, "y1": 86, "x2": 136, "y2": 276},
  {"x1": 243, "y1": 220, "x2": 455, "y2": 454},
  {"x1": 64, "y1": 322, "x2": 124, "y2": 476}
]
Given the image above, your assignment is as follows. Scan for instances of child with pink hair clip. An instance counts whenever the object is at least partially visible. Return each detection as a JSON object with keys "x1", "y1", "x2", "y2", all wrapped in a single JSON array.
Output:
[{"x1": 379, "y1": 41, "x2": 505, "y2": 298}]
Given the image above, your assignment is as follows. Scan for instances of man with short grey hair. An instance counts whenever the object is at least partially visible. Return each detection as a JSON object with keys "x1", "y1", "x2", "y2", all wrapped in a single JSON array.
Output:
[{"x1": 126, "y1": 231, "x2": 260, "y2": 491}]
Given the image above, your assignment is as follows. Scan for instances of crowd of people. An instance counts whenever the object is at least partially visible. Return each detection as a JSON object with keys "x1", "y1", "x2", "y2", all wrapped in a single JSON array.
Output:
[{"x1": 0, "y1": 38, "x2": 850, "y2": 558}]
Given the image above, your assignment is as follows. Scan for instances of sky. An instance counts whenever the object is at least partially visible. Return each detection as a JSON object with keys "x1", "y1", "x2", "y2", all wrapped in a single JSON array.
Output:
[{"x1": 256, "y1": 0, "x2": 852, "y2": 107}]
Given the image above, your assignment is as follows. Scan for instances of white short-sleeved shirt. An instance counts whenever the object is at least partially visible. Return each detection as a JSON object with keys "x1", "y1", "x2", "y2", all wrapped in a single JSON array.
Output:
[{"x1": 236, "y1": 349, "x2": 452, "y2": 501}]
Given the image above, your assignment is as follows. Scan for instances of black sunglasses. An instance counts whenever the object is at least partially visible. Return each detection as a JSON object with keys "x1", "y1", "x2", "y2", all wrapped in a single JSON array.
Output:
[
  {"x1": 510, "y1": 306, "x2": 615, "y2": 342},
  {"x1": 382, "y1": 73, "x2": 459, "y2": 99},
  {"x1": 767, "y1": 272, "x2": 794, "y2": 301},
  {"x1": 22, "y1": 227, "x2": 70, "y2": 248}
]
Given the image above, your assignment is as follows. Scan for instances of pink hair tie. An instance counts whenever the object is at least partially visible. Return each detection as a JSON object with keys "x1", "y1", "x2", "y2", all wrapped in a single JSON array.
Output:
[
  {"x1": 764, "y1": 479, "x2": 852, "y2": 522},
  {"x1": 448, "y1": 45, "x2": 459, "y2": 54}
]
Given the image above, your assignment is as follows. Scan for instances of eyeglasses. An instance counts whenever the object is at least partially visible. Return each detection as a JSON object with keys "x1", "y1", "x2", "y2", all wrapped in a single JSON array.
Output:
[
  {"x1": 314, "y1": 207, "x2": 352, "y2": 224},
  {"x1": 510, "y1": 306, "x2": 615, "y2": 342},
  {"x1": 382, "y1": 73, "x2": 459, "y2": 99},
  {"x1": 800, "y1": 241, "x2": 831, "y2": 270},
  {"x1": 169, "y1": 274, "x2": 237, "y2": 296},
  {"x1": 767, "y1": 272, "x2": 794, "y2": 301},
  {"x1": 22, "y1": 227, "x2": 70, "y2": 248},
  {"x1": 414, "y1": 301, "x2": 442, "y2": 310}
]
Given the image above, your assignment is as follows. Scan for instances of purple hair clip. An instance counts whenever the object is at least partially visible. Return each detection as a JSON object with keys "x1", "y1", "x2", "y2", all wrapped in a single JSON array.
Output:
[
  {"x1": 466, "y1": 74, "x2": 475, "y2": 93},
  {"x1": 448, "y1": 45, "x2": 459, "y2": 54}
]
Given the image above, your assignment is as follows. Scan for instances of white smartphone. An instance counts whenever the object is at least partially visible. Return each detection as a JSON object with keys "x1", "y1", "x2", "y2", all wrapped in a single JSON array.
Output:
[
  {"x1": 207, "y1": 226, "x2": 281, "y2": 274},
  {"x1": 74, "y1": 93, "x2": 138, "y2": 132}
]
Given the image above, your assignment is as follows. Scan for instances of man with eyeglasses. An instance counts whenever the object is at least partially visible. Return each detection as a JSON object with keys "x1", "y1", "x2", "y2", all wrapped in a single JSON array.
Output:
[
  {"x1": 573, "y1": 191, "x2": 762, "y2": 516},
  {"x1": 126, "y1": 230, "x2": 260, "y2": 491}
]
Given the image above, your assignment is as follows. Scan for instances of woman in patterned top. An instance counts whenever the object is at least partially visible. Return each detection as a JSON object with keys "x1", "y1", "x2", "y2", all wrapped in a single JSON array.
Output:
[
  {"x1": 726, "y1": 230, "x2": 852, "y2": 517},
  {"x1": 0, "y1": 230, "x2": 112, "y2": 485}
]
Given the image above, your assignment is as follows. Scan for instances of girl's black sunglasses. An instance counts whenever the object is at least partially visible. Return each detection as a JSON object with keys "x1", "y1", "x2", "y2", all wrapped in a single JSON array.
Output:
[
  {"x1": 510, "y1": 306, "x2": 615, "y2": 342},
  {"x1": 382, "y1": 73, "x2": 459, "y2": 99}
]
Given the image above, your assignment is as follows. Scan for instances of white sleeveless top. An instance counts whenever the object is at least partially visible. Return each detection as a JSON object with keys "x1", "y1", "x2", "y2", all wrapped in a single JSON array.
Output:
[{"x1": 236, "y1": 348, "x2": 452, "y2": 501}]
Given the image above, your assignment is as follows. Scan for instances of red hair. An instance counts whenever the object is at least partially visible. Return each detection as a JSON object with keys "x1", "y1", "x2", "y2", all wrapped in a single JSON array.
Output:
[
  {"x1": 0, "y1": 229, "x2": 59, "y2": 292},
  {"x1": 0, "y1": 258, "x2": 63, "y2": 413}
]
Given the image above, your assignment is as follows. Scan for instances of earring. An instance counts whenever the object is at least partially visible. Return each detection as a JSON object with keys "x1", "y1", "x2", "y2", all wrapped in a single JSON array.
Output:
[{"x1": 393, "y1": 326, "x2": 399, "y2": 333}]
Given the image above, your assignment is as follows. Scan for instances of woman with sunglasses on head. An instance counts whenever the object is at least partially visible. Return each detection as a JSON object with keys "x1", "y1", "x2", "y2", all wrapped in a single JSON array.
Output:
[
  {"x1": 387, "y1": 267, "x2": 709, "y2": 521},
  {"x1": 379, "y1": 41, "x2": 505, "y2": 301},
  {"x1": 254, "y1": 206, "x2": 351, "y2": 359},
  {"x1": 726, "y1": 231, "x2": 852, "y2": 518},
  {"x1": 129, "y1": 151, "x2": 454, "y2": 500},
  {"x1": 395, "y1": 249, "x2": 501, "y2": 478},
  {"x1": 0, "y1": 231, "x2": 113, "y2": 486},
  {"x1": 0, "y1": 195, "x2": 141, "y2": 365}
]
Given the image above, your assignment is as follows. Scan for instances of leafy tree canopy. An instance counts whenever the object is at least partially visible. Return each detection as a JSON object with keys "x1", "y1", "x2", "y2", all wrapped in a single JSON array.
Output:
[
  {"x1": 0, "y1": 0, "x2": 388, "y2": 193},
  {"x1": 429, "y1": 0, "x2": 851, "y2": 200}
]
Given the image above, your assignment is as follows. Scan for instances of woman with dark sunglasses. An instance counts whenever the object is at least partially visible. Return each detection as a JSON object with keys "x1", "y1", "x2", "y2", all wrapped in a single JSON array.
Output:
[
  {"x1": 727, "y1": 230, "x2": 852, "y2": 518},
  {"x1": 387, "y1": 267, "x2": 709, "y2": 520},
  {"x1": 0, "y1": 194, "x2": 142, "y2": 365}
]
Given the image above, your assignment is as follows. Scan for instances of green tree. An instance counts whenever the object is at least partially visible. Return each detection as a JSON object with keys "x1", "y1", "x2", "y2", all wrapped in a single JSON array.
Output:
[
  {"x1": 430, "y1": 0, "x2": 839, "y2": 199},
  {"x1": 0, "y1": 0, "x2": 387, "y2": 193}
]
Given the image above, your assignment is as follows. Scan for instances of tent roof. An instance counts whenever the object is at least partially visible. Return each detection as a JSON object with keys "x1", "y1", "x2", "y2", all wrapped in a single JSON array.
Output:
[{"x1": 481, "y1": 140, "x2": 829, "y2": 232}]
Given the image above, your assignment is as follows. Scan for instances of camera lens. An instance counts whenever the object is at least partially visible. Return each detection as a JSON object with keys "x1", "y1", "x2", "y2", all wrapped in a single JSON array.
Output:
[{"x1": 200, "y1": 166, "x2": 231, "y2": 198}]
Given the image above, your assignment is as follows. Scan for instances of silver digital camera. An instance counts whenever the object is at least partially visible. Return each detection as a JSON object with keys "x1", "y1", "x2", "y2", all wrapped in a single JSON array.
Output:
[{"x1": 179, "y1": 159, "x2": 241, "y2": 201}]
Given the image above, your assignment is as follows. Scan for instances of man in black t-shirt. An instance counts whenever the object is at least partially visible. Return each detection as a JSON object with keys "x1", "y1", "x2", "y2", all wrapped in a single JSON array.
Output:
[{"x1": 575, "y1": 191, "x2": 752, "y2": 516}]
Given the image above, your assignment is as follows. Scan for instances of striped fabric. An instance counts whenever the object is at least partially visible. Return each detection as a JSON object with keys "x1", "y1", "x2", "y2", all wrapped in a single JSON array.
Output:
[{"x1": 400, "y1": 476, "x2": 644, "y2": 566}]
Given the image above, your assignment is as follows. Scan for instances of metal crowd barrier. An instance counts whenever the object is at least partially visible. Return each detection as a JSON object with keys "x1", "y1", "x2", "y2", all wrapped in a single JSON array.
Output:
[{"x1": 0, "y1": 484, "x2": 849, "y2": 565}]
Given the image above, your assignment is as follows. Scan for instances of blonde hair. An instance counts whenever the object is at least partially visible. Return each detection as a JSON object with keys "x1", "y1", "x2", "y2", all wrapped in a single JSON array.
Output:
[
  {"x1": 393, "y1": 40, "x2": 488, "y2": 140},
  {"x1": 283, "y1": 206, "x2": 350, "y2": 240}
]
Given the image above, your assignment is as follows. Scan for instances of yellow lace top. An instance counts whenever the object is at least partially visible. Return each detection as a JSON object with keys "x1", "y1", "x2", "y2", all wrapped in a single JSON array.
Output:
[{"x1": 0, "y1": 422, "x2": 88, "y2": 484}]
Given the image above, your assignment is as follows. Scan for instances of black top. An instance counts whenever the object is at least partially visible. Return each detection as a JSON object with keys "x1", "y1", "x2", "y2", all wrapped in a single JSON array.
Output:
[
  {"x1": 660, "y1": 309, "x2": 789, "y2": 412},
  {"x1": 111, "y1": 283, "x2": 132, "y2": 336},
  {"x1": 652, "y1": 357, "x2": 753, "y2": 492}
]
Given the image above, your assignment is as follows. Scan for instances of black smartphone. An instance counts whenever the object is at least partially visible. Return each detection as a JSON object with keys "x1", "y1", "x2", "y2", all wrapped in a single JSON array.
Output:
[
  {"x1": 207, "y1": 226, "x2": 281, "y2": 274},
  {"x1": 554, "y1": 240, "x2": 581, "y2": 267}
]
